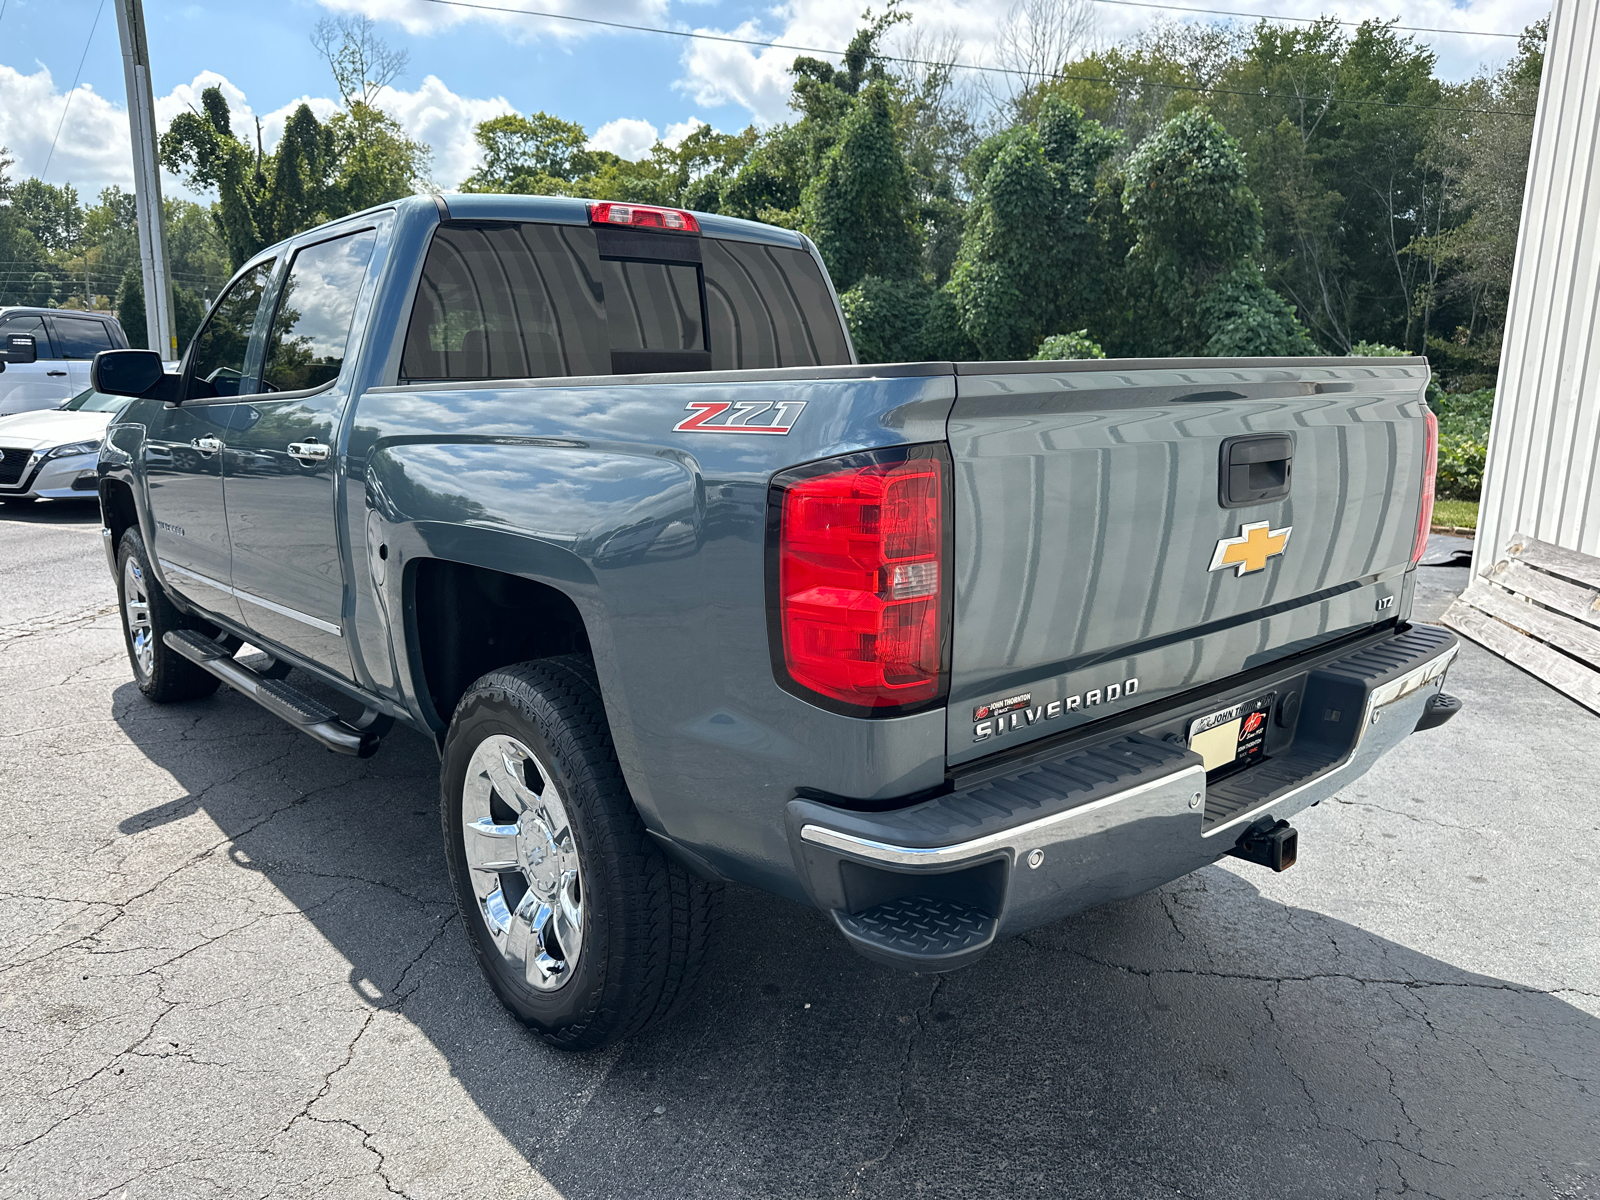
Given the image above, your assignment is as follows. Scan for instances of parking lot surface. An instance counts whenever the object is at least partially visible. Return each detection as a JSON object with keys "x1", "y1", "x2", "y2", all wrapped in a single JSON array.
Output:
[{"x1": 1, "y1": 511, "x2": 1595, "y2": 1199}]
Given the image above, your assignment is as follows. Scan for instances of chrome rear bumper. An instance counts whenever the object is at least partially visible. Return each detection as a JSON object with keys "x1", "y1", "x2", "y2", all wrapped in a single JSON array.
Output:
[{"x1": 789, "y1": 624, "x2": 1460, "y2": 971}]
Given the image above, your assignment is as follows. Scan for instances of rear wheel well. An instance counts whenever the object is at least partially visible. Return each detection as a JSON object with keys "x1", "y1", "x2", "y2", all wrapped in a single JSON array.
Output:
[{"x1": 410, "y1": 558, "x2": 593, "y2": 728}]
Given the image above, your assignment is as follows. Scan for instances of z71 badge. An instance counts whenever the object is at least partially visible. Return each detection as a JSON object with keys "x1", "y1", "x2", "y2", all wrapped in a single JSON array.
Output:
[{"x1": 674, "y1": 400, "x2": 806, "y2": 435}]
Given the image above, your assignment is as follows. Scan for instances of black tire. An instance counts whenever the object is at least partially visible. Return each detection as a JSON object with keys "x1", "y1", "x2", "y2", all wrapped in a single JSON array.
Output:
[
  {"x1": 116, "y1": 527, "x2": 222, "y2": 703},
  {"x1": 442, "y1": 657, "x2": 719, "y2": 1050}
]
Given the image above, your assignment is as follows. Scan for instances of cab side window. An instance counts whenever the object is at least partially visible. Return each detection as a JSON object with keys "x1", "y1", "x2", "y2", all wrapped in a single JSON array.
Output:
[
  {"x1": 188, "y1": 260, "x2": 275, "y2": 399},
  {"x1": 260, "y1": 229, "x2": 378, "y2": 393},
  {"x1": 0, "y1": 314, "x2": 53, "y2": 358},
  {"x1": 50, "y1": 316, "x2": 115, "y2": 359}
]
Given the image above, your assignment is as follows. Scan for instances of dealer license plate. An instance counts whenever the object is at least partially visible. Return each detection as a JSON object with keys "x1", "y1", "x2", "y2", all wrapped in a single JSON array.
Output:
[{"x1": 1188, "y1": 693, "x2": 1275, "y2": 775}]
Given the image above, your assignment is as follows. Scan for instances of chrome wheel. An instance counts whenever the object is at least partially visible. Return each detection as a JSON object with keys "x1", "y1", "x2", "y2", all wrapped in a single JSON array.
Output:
[
  {"x1": 123, "y1": 555, "x2": 154, "y2": 678},
  {"x1": 462, "y1": 734, "x2": 584, "y2": 991}
]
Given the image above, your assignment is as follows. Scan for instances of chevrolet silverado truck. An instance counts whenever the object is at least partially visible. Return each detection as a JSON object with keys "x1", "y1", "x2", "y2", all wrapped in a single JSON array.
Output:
[{"x1": 91, "y1": 194, "x2": 1461, "y2": 1049}]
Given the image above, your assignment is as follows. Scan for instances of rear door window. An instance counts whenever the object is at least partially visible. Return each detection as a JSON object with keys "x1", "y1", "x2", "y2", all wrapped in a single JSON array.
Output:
[
  {"x1": 261, "y1": 228, "x2": 378, "y2": 392},
  {"x1": 49, "y1": 315, "x2": 115, "y2": 358},
  {"x1": 400, "y1": 220, "x2": 852, "y2": 384}
]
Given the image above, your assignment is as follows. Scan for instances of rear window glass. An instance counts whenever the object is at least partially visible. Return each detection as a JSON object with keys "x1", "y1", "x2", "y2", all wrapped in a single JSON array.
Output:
[
  {"x1": 702, "y1": 240, "x2": 853, "y2": 370},
  {"x1": 51, "y1": 316, "x2": 115, "y2": 358},
  {"x1": 399, "y1": 221, "x2": 850, "y2": 384},
  {"x1": 400, "y1": 222, "x2": 609, "y2": 383}
]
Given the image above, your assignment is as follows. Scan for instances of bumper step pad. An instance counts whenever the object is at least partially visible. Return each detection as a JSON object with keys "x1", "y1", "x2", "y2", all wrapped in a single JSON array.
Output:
[
  {"x1": 835, "y1": 896, "x2": 997, "y2": 972},
  {"x1": 164, "y1": 629, "x2": 385, "y2": 757}
]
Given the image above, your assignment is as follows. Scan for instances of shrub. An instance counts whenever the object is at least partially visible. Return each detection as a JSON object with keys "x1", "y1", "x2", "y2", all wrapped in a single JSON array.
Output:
[{"x1": 1033, "y1": 331, "x2": 1106, "y2": 360}]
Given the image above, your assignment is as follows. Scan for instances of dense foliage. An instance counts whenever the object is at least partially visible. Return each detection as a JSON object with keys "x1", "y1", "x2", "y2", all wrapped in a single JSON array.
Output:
[{"x1": 0, "y1": 5, "x2": 1543, "y2": 415}]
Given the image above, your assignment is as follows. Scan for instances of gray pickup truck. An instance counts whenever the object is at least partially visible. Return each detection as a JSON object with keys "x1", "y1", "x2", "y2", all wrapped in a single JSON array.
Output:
[{"x1": 91, "y1": 194, "x2": 1461, "y2": 1049}]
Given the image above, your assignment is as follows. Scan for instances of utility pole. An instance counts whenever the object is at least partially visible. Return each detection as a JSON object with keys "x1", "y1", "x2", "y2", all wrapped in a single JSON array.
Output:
[{"x1": 113, "y1": 0, "x2": 176, "y2": 358}]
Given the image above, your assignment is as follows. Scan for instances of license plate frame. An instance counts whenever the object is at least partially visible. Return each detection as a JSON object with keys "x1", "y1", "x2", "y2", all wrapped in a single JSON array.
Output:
[{"x1": 1187, "y1": 692, "x2": 1276, "y2": 776}]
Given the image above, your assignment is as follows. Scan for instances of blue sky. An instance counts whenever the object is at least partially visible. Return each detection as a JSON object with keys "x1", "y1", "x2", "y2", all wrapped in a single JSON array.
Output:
[{"x1": 0, "y1": 0, "x2": 1549, "y2": 201}]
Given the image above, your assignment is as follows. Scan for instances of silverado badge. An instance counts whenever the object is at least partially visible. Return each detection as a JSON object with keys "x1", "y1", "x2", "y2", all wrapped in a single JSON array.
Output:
[{"x1": 1209, "y1": 521, "x2": 1292, "y2": 576}]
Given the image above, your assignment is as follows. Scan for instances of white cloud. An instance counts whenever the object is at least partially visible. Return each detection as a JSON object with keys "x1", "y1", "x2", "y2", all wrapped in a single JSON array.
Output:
[
  {"x1": 589, "y1": 117, "x2": 662, "y2": 159},
  {"x1": 0, "y1": 64, "x2": 135, "y2": 196},
  {"x1": 661, "y1": 116, "x2": 709, "y2": 148},
  {"x1": 2, "y1": 60, "x2": 516, "y2": 198},
  {"x1": 584, "y1": 113, "x2": 715, "y2": 161},
  {"x1": 370, "y1": 75, "x2": 516, "y2": 187}
]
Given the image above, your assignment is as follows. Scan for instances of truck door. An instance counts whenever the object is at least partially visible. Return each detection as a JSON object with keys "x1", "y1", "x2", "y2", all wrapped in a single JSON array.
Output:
[
  {"x1": 143, "y1": 259, "x2": 276, "y2": 623},
  {"x1": 221, "y1": 226, "x2": 379, "y2": 678},
  {"x1": 0, "y1": 313, "x2": 69, "y2": 416}
]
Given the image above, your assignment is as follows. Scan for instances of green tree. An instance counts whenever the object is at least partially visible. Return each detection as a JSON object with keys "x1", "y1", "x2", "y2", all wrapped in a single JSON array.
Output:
[
  {"x1": 0, "y1": 148, "x2": 49, "y2": 306},
  {"x1": 839, "y1": 275, "x2": 932, "y2": 362},
  {"x1": 1407, "y1": 20, "x2": 1544, "y2": 389},
  {"x1": 459, "y1": 111, "x2": 594, "y2": 194},
  {"x1": 1118, "y1": 108, "x2": 1317, "y2": 355},
  {"x1": 950, "y1": 97, "x2": 1119, "y2": 359},
  {"x1": 11, "y1": 179, "x2": 84, "y2": 254},
  {"x1": 801, "y1": 81, "x2": 923, "y2": 290},
  {"x1": 115, "y1": 266, "x2": 206, "y2": 354},
  {"x1": 329, "y1": 102, "x2": 431, "y2": 211}
]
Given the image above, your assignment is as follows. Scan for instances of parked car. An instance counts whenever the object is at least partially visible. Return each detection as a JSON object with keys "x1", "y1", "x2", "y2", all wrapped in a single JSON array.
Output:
[
  {"x1": 91, "y1": 195, "x2": 1461, "y2": 1050},
  {"x1": 0, "y1": 307, "x2": 130, "y2": 416},
  {"x1": 0, "y1": 387, "x2": 129, "y2": 505}
]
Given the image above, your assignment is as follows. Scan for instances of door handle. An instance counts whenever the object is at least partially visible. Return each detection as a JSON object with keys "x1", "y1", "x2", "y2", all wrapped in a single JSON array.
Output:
[
  {"x1": 287, "y1": 441, "x2": 330, "y2": 464},
  {"x1": 191, "y1": 436, "x2": 224, "y2": 455},
  {"x1": 46, "y1": 370, "x2": 67, "y2": 377}
]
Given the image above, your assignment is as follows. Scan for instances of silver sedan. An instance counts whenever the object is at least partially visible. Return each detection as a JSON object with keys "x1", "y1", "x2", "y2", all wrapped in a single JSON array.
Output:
[{"x1": 0, "y1": 388, "x2": 128, "y2": 505}]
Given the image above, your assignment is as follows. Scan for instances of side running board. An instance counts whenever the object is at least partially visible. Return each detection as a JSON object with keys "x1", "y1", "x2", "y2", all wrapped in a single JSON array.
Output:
[{"x1": 163, "y1": 629, "x2": 386, "y2": 758}]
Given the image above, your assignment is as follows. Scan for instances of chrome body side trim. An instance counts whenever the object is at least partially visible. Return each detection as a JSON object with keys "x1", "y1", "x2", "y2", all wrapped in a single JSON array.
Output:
[
  {"x1": 158, "y1": 557, "x2": 342, "y2": 636},
  {"x1": 231, "y1": 584, "x2": 342, "y2": 636}
]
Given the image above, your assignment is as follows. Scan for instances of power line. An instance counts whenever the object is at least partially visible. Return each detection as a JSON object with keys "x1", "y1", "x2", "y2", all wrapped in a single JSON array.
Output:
[
  {"x1": 42, "y1": 0, "x2": 108, "y2": 179},
  {"x1": 1087, "y1": 0, "x2": 1521, "y2": 38},
  {"x1": 420, "y1": 0, "x2": 1537, "y2": 116}
]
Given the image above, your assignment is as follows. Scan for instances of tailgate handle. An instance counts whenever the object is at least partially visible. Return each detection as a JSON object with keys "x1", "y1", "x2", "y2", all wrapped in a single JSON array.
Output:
[{"x1": 1219, "y1": 434, "x2": 1293, "y2": 508}]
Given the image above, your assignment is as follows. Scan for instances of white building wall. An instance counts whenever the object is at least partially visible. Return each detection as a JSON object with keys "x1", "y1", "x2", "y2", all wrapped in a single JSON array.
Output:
[{"x1": 1475, "y1": 0, "x2": 1600, "y2": 566}]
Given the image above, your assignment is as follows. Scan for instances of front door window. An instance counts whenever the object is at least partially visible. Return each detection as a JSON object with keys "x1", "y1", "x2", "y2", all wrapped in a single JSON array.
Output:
[{"x1": 187, "y1": 261, "x2": 275, "y2": 399}]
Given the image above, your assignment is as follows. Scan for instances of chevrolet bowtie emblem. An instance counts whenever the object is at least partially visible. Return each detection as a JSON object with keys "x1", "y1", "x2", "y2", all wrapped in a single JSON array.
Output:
[{"x1": 1209, "y1": 521, "x2": 1293, "y2": 576}]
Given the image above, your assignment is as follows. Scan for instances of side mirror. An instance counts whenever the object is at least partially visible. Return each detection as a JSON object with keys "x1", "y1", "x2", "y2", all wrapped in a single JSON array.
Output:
[
  {"x1": 92, "y1": 349, "x2": 178, "y2": 401},
  {"x1": 4, "y1": 334, "x2": 37, "y2": 365}
]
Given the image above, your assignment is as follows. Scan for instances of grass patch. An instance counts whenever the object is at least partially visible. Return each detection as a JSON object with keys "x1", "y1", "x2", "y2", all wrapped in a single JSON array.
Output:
[{"x1": 1432, "y1": 498, "x2": 1479, "y2": 530}]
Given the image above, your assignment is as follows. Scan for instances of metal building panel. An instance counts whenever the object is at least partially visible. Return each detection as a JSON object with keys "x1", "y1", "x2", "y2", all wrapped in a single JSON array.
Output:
[{"x1": 1478, "y1": 0, "x2": 1600, "y2": 563}]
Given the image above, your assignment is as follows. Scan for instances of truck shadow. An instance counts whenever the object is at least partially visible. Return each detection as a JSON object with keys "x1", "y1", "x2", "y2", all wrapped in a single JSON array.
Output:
[
  {"x1": 110, "y1": 680, "x2": 1598, "y2": 1200},
  {"x1": 0, "y1": 498, "x2": 100, "y2": 525}
]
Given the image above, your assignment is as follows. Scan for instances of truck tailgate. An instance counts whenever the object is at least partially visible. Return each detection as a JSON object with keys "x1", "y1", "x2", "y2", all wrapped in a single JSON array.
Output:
[{"x1": 946, "y1": 358, "x2": 1430, "y2": 765}]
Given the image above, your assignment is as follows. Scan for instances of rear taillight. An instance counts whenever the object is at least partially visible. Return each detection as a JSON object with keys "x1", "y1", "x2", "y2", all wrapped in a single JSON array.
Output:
[
  {"x1": 1412, "y1": 409, "x2": 1438, "y2": 564},
  {"x1": 588, "y1": 202, "x2": 700, "y2": 234},
  {"x1": 768, "y1": 446, "x2": 951, "y2": 713}
]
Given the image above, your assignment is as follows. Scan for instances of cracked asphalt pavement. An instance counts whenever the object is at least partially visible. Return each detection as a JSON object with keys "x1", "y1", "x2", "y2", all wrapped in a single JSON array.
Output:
[{"x1": 1, "y1": 509, "x2": 1595, "y2": 1199}]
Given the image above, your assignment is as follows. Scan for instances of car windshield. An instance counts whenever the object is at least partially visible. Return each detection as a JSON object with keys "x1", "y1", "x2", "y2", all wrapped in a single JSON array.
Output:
[{"x1": 60, "y1": 388, "x2": 127, "y2": 414}]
